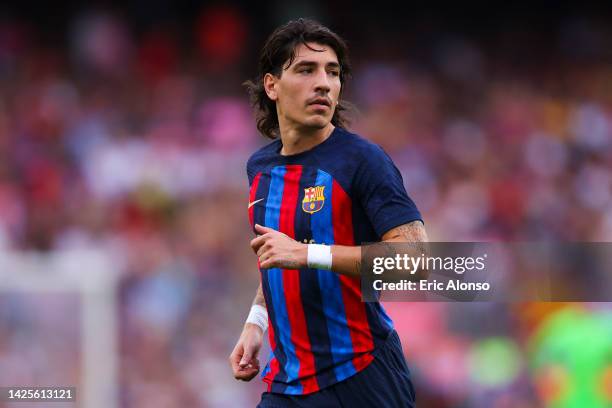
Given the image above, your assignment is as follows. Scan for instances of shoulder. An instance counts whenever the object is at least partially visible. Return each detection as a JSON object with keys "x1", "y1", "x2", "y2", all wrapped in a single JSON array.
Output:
[
  {"x1": 246, "y1": 138, "x2": 281, "y2": 179},
  {"x1": 247, "y1": 138, "x2": 280, "y2": 165},
  {"x1": 319, "y1": 128, "x2": 398, "y2": 194},
  {"x1": 335, "y1": 127, "x2": 393, "y2": 166}
]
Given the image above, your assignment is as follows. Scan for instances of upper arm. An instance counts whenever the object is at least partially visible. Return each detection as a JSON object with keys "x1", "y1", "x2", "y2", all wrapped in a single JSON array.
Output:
[
  {"x1": 353, "y1": 144, "x2": 422, "y2": 237},
  {"x1": 380, "y1": 220, "x2": 429, "y2": 280},
  {"x1": 381, "y1": 220, "x2": 428, "y2": 243}
]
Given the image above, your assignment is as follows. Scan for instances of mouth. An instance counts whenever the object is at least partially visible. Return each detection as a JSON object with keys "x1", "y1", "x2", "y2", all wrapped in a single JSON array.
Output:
[{"x1": 307, "y1": 98, "x2": 331, "y2": 109}]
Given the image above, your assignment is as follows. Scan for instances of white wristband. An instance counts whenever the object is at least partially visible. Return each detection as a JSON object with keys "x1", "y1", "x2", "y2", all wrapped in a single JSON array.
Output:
[
  {"x1": 246, "y1": 304, "x2": 268, "y2": 332},
  {"x1": 307, "y1": 244, "x2": 333, "y2": 270}
]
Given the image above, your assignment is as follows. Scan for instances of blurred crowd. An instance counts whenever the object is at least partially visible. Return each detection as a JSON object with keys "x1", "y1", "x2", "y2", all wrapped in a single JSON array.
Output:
[{"x1": 0, "y1": 4, "x2": 610, "y2": 407}]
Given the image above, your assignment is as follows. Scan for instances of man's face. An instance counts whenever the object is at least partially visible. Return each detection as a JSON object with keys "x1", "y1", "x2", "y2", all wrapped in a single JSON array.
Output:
[{"x1": 265, "y1": 42, "x2": 342, "y2": 131}]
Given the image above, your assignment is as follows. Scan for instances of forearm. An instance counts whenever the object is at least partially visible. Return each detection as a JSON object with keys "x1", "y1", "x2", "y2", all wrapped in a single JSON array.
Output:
[
  {"x1": 251, "y1": 220, "x2": 428, "y2": 279},
  {"x1": 328, "y1": 245, "x2": 363, "y2": 277},
  {"x1": 330, "y1": 220, "x2": 429, "y2": 278},
  {"x1": 330, "y1": 243, "x2": 427, "y2": 278},
  {"x1": 252, "y1": 282, "x2": 266, "y2": 308},
  {"x1": 244, "y1": 283, "x2": 267, "y2": 332}
]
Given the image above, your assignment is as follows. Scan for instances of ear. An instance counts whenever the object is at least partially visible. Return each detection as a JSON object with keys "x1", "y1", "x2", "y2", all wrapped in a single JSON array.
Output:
[{"x1": 263, "y1": 73, "x2": 278, "y2": 101}]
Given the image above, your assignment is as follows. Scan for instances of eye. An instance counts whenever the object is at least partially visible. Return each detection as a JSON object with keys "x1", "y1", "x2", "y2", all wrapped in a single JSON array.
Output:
[
  {"x1": 329, "y1": 70, "x2": 340, "y2": 77},
  {"x1": 298, "y1": 68, "x2": 312, "y2": 74}
]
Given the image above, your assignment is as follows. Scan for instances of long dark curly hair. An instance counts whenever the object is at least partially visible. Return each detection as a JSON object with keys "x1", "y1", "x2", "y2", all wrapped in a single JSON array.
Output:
[{"x1": 244, "y1": 18, "x2": 352, "y2": 139}]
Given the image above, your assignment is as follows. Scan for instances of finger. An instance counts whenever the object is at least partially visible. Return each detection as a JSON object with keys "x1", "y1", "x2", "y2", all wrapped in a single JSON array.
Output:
[
  {"x1": 258, "y1": 253, "x2": 267, "y2": 266},
  {"x1": 234, "y1": 356, "x2": 260, "y2": 380},
  {"x1": 243, "y1": 357, "x2": 260, "y2": 372},
  {"x1": 235, "y1": 366, "x2": 260, "y2": 381},
  {"x1": 259, "y1": 257, "x2": 275, "y2": 269},
  {"x1": 252, "y1": 357, "x2": 260, "y2": 369},
  {"x1": 239, "y1": 349, "x2": 253, "y2": 367},
  {"x1": 230, "y1": 356, "x2": 243, "y2": 374},
  {"x1": 257, "y1": 243, "x2": 272, "y2": 258},
  {"x1": 243, "y1": 357, "x2": 260, "y2": 370},
  {"x1": 250, "y1": 234, "x2": 270, "y2": 251},
  {"x1": 259, "y1": 249, "x2": 275, "y2": 263},
  {"x1": 255, "y1": 224, "x2": 277, "y2": 234}
]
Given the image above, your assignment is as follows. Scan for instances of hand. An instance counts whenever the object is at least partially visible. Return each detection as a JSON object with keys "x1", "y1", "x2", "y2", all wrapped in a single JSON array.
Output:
[
  {"x1": 250, "y1": 224, "x2": 307, "y2": 269},
  {"x1": 229, "y1": 323, "x2": 264, "y2": 381}
]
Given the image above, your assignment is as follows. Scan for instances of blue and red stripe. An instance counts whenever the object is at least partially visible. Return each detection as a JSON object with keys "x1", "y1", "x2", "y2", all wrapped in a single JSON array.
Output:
[
  {"x1": 278, "y1": 165, "x2": 319, "y2": 394},
  {"x1": 294, "y1": 166, "x2": 337, "y2": 388},
  {"x1": 264, "y1": 166, "x2": 303, "y2": 394},
  {"x1": 251, "y1": 171, "x2": 286, "y2": 391},
  {"x1": 264, "y1": 166, "x2": 311, "y2": 394},
  {"x1": 311, "y1": 169, "x2": 358, "y2": 382},
  {"x1": 256, "y1": 166, "x2": 386, "y2": 393},
  {"x1": 332, "y1": 179, "x2": 375, "y2": 371}
]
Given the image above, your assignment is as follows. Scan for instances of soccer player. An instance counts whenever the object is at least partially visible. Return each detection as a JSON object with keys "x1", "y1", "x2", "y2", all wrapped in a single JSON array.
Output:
[{"x1": 229, "y1": 18, "x2": 428, "y2": 407}]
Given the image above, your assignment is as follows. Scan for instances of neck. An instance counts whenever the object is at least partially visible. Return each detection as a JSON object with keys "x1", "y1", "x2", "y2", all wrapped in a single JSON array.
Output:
[{"x1": 279, "y1": 123, "x2": 335, "y2": 156}]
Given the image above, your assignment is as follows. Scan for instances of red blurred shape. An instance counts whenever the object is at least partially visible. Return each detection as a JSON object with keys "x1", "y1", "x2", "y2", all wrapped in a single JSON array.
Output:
[
  {"x1": 138, "y1": 30, "x2": 178, "y2": 84},
  {"x1": 195, "y1": 6, "x2": 247, "y2": 69}
]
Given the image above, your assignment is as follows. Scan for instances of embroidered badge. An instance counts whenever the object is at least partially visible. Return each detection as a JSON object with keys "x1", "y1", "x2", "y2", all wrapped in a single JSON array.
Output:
[{"x1": 302, "y1": 186, "x2": 325, "y2": 214}]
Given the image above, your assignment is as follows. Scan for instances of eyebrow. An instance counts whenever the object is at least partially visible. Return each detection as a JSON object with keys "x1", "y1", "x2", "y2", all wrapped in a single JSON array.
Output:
[{"x1": 291, "y1": 60, "x2": 341, "y2": 70}]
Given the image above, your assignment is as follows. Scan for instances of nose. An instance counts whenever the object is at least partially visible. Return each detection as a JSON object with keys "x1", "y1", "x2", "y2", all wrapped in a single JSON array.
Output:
[{"x1": 313, "y1": 69, "x2": 331, "y2": 94}]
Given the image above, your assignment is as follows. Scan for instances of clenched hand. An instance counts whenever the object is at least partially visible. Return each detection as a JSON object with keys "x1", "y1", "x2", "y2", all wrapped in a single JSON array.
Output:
[
  {"x1": 250, "y1": 224, "x2": 307, "y2": 269},
  {"x1": 229, "y1": 323, "x2": 264, "y2": 381}
]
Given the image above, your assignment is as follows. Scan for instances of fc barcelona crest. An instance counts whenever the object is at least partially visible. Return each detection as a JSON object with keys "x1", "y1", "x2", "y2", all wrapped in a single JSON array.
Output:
[{"x1": 302, "y1": 186, "x2": 325, "y2": 214}]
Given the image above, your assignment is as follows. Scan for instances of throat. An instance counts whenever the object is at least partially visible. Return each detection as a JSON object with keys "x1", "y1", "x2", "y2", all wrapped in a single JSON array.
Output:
[{"x1": 280, "y1": 125, "x2": 335, "y2": 156}]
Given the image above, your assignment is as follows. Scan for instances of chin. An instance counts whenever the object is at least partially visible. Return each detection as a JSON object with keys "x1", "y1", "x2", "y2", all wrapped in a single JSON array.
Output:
[{"x1": 303, "y1": 115, "x2": 331, "y2": 129}]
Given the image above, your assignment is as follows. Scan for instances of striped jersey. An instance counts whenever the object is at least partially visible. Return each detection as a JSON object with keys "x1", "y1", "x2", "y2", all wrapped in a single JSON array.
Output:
[{"x1": 246, "y1": 127, "x2": 422, "y2": 395}]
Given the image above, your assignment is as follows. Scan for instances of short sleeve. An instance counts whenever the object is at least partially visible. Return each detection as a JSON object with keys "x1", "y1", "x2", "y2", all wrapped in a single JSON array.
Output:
[
  {"x1": 246, "y1": 155, "x2": 256, "y2": 186},
  {"x1": 353, "y1": 144, "x2": 422, "y2": 237}
]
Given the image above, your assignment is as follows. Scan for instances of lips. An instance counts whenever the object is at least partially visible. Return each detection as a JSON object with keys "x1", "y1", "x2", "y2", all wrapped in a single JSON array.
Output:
[{"x1": 307, "y1": 97, "x2": 331, "y2": 107}]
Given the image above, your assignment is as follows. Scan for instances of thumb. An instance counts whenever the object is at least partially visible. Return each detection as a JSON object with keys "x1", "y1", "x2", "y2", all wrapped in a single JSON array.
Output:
[
  {"x1": 239, "y1": 349, "x2": 253, "y2": 367},
  {"x1": 255, "y1": 224, "x2": 276, "y2": 234}
]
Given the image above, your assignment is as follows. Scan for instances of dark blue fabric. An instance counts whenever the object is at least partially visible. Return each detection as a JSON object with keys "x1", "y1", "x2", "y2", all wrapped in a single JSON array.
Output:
[
  {"x1": 247, "y1": 127, "x2": 422, "y2": 243},
  {"x1": 257, "y1": 330, "x2": 416, "y2": 408},
  {"x1": 294, "y1": 166, "x2": 338, "y2": 388},
  {"x1": 254, "y1": 171, "x2": 289, "y2": 392}
]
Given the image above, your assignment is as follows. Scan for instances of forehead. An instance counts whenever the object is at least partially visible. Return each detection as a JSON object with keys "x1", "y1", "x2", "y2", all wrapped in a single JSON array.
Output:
[{"x1": 287, "y1": 42, "x2": 339, "y2": 67}]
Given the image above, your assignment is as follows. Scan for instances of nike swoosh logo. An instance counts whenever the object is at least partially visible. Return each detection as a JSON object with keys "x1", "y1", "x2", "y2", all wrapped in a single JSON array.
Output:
[{"x1": 248, "y1": 198, "x2": 264, "y2": 209}]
